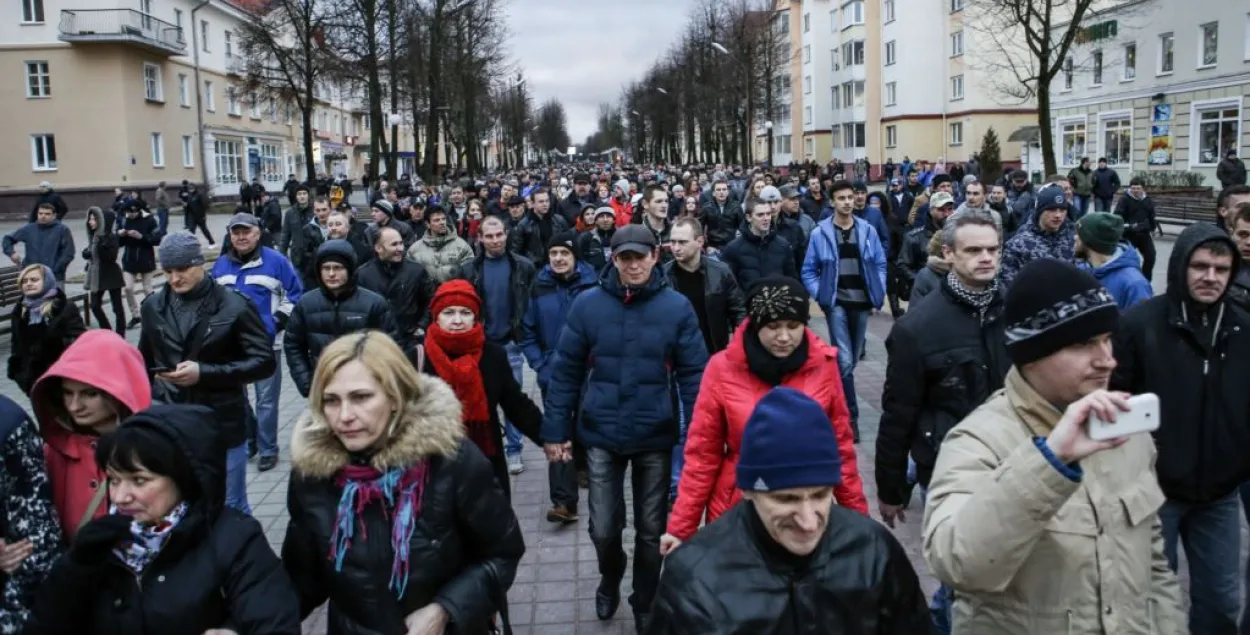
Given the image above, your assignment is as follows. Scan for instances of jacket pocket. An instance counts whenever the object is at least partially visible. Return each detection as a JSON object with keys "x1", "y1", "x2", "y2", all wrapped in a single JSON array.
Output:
[
  {"x1": 1121, "y1": 482, "x2": 1166, "y2": 527},
  {"x1": 920, "y1": 348, "x2": 984, "y2": 444}
]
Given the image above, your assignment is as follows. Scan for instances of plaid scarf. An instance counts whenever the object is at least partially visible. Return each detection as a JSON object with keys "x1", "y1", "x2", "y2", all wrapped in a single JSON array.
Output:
[
  {"x1": 113, "y1": 501, "x2": 189, "y2": 574},
  {"x1": 945, "y1": 271, "x2": 998, "y2": 324}
]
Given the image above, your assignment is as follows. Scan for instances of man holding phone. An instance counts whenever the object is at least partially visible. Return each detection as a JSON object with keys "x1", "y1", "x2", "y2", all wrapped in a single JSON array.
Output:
[
  {"x1": 1112, "y1": 223, "x2": 1250, "y2": 634},
  {"x1": 923, "y1": 258, "x2": 1183, "y2": 634}
]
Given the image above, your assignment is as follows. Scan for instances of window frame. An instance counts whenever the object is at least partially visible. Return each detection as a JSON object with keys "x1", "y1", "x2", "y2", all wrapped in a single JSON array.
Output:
[
  {"x1": 803, "y1": 12, "x2": 810, "y2": 33},
  {"x1": 841, "y1": 0, "x2": 863, "y2": 27},
  {"x1": 205, "y1": 80, "x2": 215, "y2": 112},
  {"x1": 803, "y1": 44, "x2": 811, "y2": 64},
  {"x1": 885, "y1": 81, "x2": 897, "y2": 107},
  {"x1": 949, "y1": 122, "x2": 964, "y2": 146},
  {"x1": 885, "y1": 40, "x2": 896, "y2": 65},
  {"x1": 1062, "y1": 56, "x2": 1074, "y2": 91},
  {"x1": 1122, "y1": 42, "x2": 1136, "y2": 81},
  {"x1": 1198, "y1": 22, "x2": 1218, "y2": 68},
  {"x1": 1098, "y1": 111, "x2": 1133, "y2": 168},
  {"x1": 804, "y1": 105, "x2": 812, "y2": 125},
  {"x1": 178, "y1": 74, "x2": 190, "y2": 107},
  {"x1": 25, "y1": 60, "x2": 50, "y2": 98},
  {"x1": 950, "y1": 31, "x2": 963, "y2": 57},
  {"x1": 1055, "y1": 115, "x2": 1088, "y2": 168},
  {"x1": 950, "y1": 0, "x2": 964, "y2": 13},
  {"x1": 1189, "y1": 97, "x2": 1243, "y2": 166},
  {"x1": 143, "y1": 62, "x2": 164, "y2": 102},
  {"x1": 803, "y1": 75, "x2": 812, "y2": 94},
  {"x1": 1091, "y1": 49, "x2": 1103, "y2": 86},
  {"x1": 883, "y1": 0, "x2": 895, "y2": 23},
  {"x1": 182, "y1": 135, "x2": 195, "y2": 168},
  {"x1": 886, "y1": 124, "x2": 898, "y2": 148},
  {"x1": 151, "y1": 132, "x2": 165, "y2": 168},
  {"x1": 224, "y1": 30, "x2": 233, "y2": 58},
  {"x1": 227, "y1": 86, "x2": 240, "y2": 116},
  {"x1": 950, "y1": 74, "x2": 964, "y2": 101},
  {"x1": 1158, "y1": 32, "x2": 1174, "y2": 75},
  {"x1": 30, "y1": 134, "x2": 57, "y2": 171},
  {"x1": 201, "y1": 20, "x2": 210, "y2": 52},
  {"x1": 21, "y1": 0, "x2": 45, "y2": 24}
]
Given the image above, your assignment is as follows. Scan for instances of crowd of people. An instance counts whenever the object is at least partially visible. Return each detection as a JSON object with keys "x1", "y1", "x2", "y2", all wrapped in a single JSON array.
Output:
[{"x1": 1, "y1": 153, "x2": 1249, "y2": 635}]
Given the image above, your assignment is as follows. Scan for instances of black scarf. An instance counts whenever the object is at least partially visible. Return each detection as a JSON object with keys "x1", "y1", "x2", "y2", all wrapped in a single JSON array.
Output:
[{"x1": 744, "y1": 328, "x2": 810, "y2": 386}]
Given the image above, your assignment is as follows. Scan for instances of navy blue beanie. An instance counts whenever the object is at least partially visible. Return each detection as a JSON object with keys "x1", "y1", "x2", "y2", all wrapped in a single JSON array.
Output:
[{"x1": 737, "y1": 387, "x2": 842, "y2": 492}]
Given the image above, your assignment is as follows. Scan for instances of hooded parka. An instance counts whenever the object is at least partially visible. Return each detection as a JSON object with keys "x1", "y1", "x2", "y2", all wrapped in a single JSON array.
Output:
[{"x1": 83, "y1": 209, "x2": 125, "y2": 292}]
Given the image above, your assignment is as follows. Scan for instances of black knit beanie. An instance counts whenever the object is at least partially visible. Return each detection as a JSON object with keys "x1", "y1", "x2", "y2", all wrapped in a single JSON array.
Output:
[
  {"x1": 1004, "y1": 259, "x2": 1119, "y2": 366},
  {"x1": 547, "y1": 231, "x2": 580, "y2": 261},
  {"x1": 745, "y1": 276, "x2": 810, "y2": 329}
]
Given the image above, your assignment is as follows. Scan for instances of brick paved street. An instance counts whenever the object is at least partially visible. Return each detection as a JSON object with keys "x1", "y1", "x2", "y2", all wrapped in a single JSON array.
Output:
[{"x1": 0, "y1": 233, "x2": 1237, "y2": 633}]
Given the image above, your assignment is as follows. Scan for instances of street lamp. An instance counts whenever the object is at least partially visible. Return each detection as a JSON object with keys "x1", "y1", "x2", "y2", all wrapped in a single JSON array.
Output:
[
  {"x1": 711, "y1": 42, "x2": 730, "y2": 56},
  {"x1": 655, "y1": 87, "x2": 668, "y2": 95},
  {"x1": 480, "y1": 139, "x2": 490, "y2": 171}
]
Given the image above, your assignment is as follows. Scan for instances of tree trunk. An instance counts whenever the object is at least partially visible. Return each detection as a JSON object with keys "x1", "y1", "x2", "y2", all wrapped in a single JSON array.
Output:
[
  {"x1": 1037, "y1": 83, "x2": 1056, "y2": 176},
  {"x1": 419, "y1": 8, "x2": 443, "y2": 180}
]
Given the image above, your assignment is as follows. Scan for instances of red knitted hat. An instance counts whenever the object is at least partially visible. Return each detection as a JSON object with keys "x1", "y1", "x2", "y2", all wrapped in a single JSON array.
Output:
[{"x1": 431, "y1": 279, "x2": 481, "y2": 318}]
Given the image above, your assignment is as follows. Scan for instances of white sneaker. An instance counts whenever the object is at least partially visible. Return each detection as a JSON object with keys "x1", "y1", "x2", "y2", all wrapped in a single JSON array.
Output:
[{"x1": 507, "y1": 454, "x2": 524, "y2": 474}]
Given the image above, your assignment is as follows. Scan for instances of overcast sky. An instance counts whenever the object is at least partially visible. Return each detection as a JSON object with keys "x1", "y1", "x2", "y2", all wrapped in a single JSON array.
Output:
[{"x1": 502, "y1": 0, "x2": 699, "y2": 144}]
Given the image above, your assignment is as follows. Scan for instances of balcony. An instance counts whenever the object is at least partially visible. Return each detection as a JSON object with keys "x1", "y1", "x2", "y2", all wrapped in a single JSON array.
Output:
[{"x1": 58, "y1": 9, "x2": 186, "y2": 56}]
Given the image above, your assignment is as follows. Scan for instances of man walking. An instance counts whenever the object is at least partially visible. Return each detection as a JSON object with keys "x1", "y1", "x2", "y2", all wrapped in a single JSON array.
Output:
[
  {"x1": 1092, "y1": 157, "x2": 1122, "y2": 212},
  {"x1": 999, "y1": 184, "x2": 1076, "y2": 287},
  {"x1": 182, "y1": 183, "x2": 215, "y2": 248},
  {"x1": 3, "y1": 203, "x2": 75, "y2": 282},
  {"x1": 542, "y1": 224, "x2": 707, "y2": 632},
  {"x1": 356, "y1": 226, "x2": 435, "y2": 352}
]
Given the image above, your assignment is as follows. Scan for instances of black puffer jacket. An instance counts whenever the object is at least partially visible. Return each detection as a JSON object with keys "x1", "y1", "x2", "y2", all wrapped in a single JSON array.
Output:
[
  {"x1": 662, "y1": 258, "x2": 747, "y2": 353},
  {"x1": 283, "y1": 374, "x2": 526, "y2": 635},
  {"x1": 897, "y1": 221, "x2": 938, "y2": 289},
  {"x1": 1112, "y1": 223, "x2": 1250, "y2": 504},
  {"x1": 25, "y1": 404, "x2": 302, "y2": 635},
  {"x1": 576, "y1": 228, "x2": 613, "y2": 273},
  {"x1": 698, "y1": 200, "x2": 743, "y2": 249},
  {"x1": 877, "y1": 278, "x2": 1010, "y2": 504},
  {"x1": 721, "y1": 226, "x2": 798, "y2": 290},
  {"x1": 456, "y1": 251, "x2": 536, "y2": 343},
  {"x1": 356, "y1": 257, "x2": 435, "y2": 349},
  {"x1": 7, "y1": 289, "x2": 86, "y2": 395},
  {"x1": 509, "y1": 211, "x2": 569, "y2": 265},
  {"x1": 284, "y1": 241, "x2": 398, "y2": 397},
  {"x1": 138, "y1": 279, "x2": 275, "y2": 448},
  {"x1": 646, "y1": 502, "x2": 931, "y2": 634}
]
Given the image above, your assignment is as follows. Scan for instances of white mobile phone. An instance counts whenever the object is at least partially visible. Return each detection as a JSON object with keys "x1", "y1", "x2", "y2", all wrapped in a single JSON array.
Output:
[{"x1": 1087, "y1": 393, "x2": 1160, "y2": 441}]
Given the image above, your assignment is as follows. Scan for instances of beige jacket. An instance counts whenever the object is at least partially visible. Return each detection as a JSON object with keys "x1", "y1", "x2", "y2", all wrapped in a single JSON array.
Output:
[
  {"x1": 406, "y1": 231, "x2": 474, "y2": 283},
  {"x1": 923, "y1": 368, "x2": 1185, "y2": 634}
]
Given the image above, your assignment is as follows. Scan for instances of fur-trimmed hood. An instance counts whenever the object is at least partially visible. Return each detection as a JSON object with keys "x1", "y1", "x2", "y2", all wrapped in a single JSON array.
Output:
[{"x1": 290, "y1": 373, "x2": 465, "y2": 480}]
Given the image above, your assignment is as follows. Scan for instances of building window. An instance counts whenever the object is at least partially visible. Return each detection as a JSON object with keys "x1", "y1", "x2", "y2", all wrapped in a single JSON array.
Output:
[
  {"x1": 1158, "y1": 32, "x2": 1174, "y2": 74},
  {"x1": 31, "y1": 134, "x2": 56, "y2": 171},
  {"x1": 885, "y1": 81, "x2": 897, "y2": 106},
  {"x1": 182, "y1": 135, "x2": 194, "y2": 167},
  {"x1": 803, "y1": 12, "x2": 810, "y2": 33},
  {"x1": 885, "y1": 40, "x2": 896, "y2": 65},
  {"x1": 803, "y1": 75, "x2": 811, "y2": 94},
  {"x1": 773, "y1": 135, "x2": 792, "y2": 155},
  {"x1": 25, "y1": 61, "x2": 50, "y2": 98},
  {"x1": 831, "y1": 126, "x2": 842, "y2": 148},
  {"x1": 200, "y1": 20, "x2": 209, "y2": 52},
  {"x1": 1195, "y1": 103, "x2": 1240, "y2": 164},
  {"x1": 1123, "y1": 43, "x2": 1136, "y2": 80},
  {"x1": 249, "y1": 92, "x2": 260, "y2": 118},
  {"x1": 950, "y1": 122, "x2": 963, "y2": 146},
  {"x1": 1199, "y1": 23, "x2": 1218, "y2": 67},
  {"x1": 886, "y1": 125, "x2": 898, "y2": 148},
  {"x1": 285, "y1": 103, "x2": 292, "y2": 124},
  {"x1": 214, "y1": 139, "x2": 242, "y2": 184},
  {"x1": 227, "y1": 86, "x2": 240, "y2": 115},
  {"x1": 841, "y1": 82, "x2": 852, "y2": 108},
  {"x1": 1091, "y1": 49, "x2": 1103, "y2": 85},
  {"x1": 260, "y1": 143, "x2": 282, "y2": 182},
  {"x1": 830, "y1": 9, "x2": 836, "y2": 32},
  {"x1": 363, "y1": 113, "x2": 370, "y2": 129},
  {"x1": 951, "y1": 0, "x2": 964, "y2": 12},
  {"x1": 1059, "y1": 119, "x2": 1087, "y2": 167},
  {"x1": 854, "y1": 41, "x2": 864, "y2": 65},
  {"x1": 143, "y1": 63, "x2": 163, "y2": 101},
  {"x1": 224, "y1": 30, "x2": 232, "y2": 58},
  {"x1": 842, "y1": 1, "x2": 863, "y2": 26},
  {"x1": 805, "y1": 137, "x2": 814, "y2": 157},
  {"x1": 951, "y1": 31, "x2": 963, "y2": 57},
  {"x1": 21, "y1": 0, "x2": 44, "y2": 23},
  {"x1": 151, "y1": 133, "x2": 164, "y2": 167},
  {"x1": 1101, "y1": 116, "x2": 1132, "y2": 167},
  {"x1": 855, "y1": 80, "x2": 866, "y2": 107},
  {"x1": 803, "y1": 45, "x2": 811, "y2": 64},
  {"x1": 178, "y1": 74, "x2": 189, "y2": 106},
  {"x1": 1063, "y1": 56, "x2": 1074, "y2": 90},
  {"x1": 884, "y1": 0, "x2": 894, "y2": 23},
  {"x1": 950, "y1": 75, "x2": 964, "y2": 100},
  {"x1": 855, "y1": 123, "x2": 866, "y2": 148},
  {"x1": 270, "y1": 98, "x2": 278, "y2": 123},
  {"x1": 205, "y1": 80, "x2": 215, "y2": 111},
  {"x1": 804, "y1": 106, "x2": 812, "y2": 125}
]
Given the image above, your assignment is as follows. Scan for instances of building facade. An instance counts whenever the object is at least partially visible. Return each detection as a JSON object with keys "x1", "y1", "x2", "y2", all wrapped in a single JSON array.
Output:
[{"x1": 1048, "y1": 0, "x2": 1249, "y2": 189}]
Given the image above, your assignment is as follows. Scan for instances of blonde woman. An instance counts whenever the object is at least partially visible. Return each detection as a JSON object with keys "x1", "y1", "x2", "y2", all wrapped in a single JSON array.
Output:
[
  {"x1": 283, "y1": 331, "x2": 524, "y2": 635},
  {"x1": 6, "y1": 264, "x2": 84, "y2": 395}
]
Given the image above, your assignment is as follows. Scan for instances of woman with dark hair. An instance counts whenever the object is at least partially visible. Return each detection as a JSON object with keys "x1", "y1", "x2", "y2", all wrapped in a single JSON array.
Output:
[
  {"x1": 83, "y1": 207, "x2": 126, "y2": 335},
  {"x1": 284, "y1": 330, "x2": 525, "y2": 634},
  {"x1": 24, "y1": 404, "x2": 302, "y2": 635},
  {"x1": 6, "y1": 264, "x2": 84, "y2": 396},
  {"x1": 662, "y1": 277, "x2": 869, "y2": 553},
  {"x1": 418, "y1": 280, "x2": 543, "y2": 498}
]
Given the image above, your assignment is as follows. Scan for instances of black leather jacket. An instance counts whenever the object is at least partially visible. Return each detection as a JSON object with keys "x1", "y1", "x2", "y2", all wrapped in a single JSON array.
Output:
[
  {"x1": 662, "y1": 258, "x2": 747, "y2": 353},
  {"x1": 647, "y1": 502, "x2": 932, "y2": 635},
  {"x1": 509, "y1": 211, "x2": 569, "y2": 265},
  {"x1": 877, "y1": 279, "x2": 1010, "y2": 503},
  {"x1": 138, "y1": 280, "x2": 275, "y2": 448},
  {"x1": 456, "y1": 251, "x2": 536, "y2": 343},
  {"x1": 356, "y1": 257, "x2": 435, "y2": 348}
]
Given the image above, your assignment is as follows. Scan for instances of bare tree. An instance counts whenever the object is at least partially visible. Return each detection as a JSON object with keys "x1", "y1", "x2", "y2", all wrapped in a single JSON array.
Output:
[
  {"x1": 535, "y1": 99, "x2": 571, "y2": 162},
  {"x1": 965, "y1": 0, "x2": 1099, "y2": 174},
  {"x1": 323, "y1": 0, "x2": 391, "y2": 177}
]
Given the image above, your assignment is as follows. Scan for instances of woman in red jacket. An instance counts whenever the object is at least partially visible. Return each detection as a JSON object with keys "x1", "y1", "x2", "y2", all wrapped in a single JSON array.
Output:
[{"x1": 662, "y1": 277, "x2": 868, "y2": 551}]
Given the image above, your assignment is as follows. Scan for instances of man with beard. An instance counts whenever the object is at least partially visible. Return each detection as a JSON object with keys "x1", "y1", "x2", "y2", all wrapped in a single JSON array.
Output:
[
  {"x1": 999, "y1": 184, "x2": 1076, "y2": 288},
  {"x1": 560, "y1": 172, "x2": 601, "y2": 224},
  {"x1": 898, "y1": 192, "x2": 955, "y2": 297},
  {"x1": 577, "y1": 206, "x2": 617, "y2": 272},
  {"x1": 356, "y1": 226, "x2": 435, "y2": 352}
]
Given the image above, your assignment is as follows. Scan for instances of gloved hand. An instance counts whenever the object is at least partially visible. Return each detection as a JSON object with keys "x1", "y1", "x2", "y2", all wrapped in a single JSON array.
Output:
[{"x1": 70, "y1": 514, "x2": 133, "y2": 566}]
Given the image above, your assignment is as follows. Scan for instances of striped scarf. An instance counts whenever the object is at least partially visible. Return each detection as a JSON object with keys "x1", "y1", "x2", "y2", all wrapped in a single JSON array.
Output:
[{"x1": 329, "y1": 463, "x2": 430, "y2": 599}]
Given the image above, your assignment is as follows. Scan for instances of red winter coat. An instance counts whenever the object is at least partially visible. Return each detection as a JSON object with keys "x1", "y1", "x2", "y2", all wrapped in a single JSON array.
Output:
[
  {"x1": 668, "y1": 326, "x2": 869, "y2": 541},
  {"x1": 610, "y1": 198, "x2": 633, "y2": 227}
]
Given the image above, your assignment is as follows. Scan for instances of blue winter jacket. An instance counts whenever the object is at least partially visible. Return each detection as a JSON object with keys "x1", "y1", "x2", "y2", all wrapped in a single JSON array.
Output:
[
  {"x1": 211, "y1": 246, "x2": 304, "y2": 340},
  {"x1": 1079, "y1": 242, "x2": 1153, "y2": 310},
  {"x1": 519, "y1": 261, "x2": 598, "y2": 391},
  {"x1": 540, "y1": 266, "x2": 708, "y2": 453},
  {"x1": 802, "y1": 216, "x2": 888, "y2": 311},
  {"x1": 2, "y1": 221, "x2": 75, "y2": 280}
]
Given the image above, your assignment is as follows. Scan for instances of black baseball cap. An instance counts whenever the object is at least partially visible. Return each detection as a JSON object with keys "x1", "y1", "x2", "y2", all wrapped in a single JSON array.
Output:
[
  {"x1": 507, "y1": 195, "x2": 526, "y2": 207},
  {"x1": 610, "y1": 225, "x2": 657, "y2": 256},
  {"x1": 574, "y1": 172, "x2": 590, "y2": 184}
]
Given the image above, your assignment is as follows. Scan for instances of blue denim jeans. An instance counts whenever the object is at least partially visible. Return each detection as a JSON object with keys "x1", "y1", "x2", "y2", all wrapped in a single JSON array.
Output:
[
  {"x1": 1239, "y1": 482, "x2": 1250, "y2": 634},
  {"x1": 1159, "y1": 491, "x2": 1241, "y2": 635},
  {"x1": 503, "y1": 342, "x2": 525, "y2": 457},
  {"x1": 155, "y1": 207, "x2": 169, "y2": 235},
  {"x1": 224, "y1": 442, "x2": 251, "y2": 514},
  {"x1": 253, "y1": 348, "x2": 282, "y2": 457},
  {"x1": 920, "y1": 485, "x2": 953, "y2": 633},
  {"x1": 1072, "y1": 195, "x2": 1089, "y2": 219},
  {"x1": 827, "y1": 305, "x2": 869, "y2": 430},
  {"x1": 670, "y1": 390, "x2": 686, "y2": 500}
]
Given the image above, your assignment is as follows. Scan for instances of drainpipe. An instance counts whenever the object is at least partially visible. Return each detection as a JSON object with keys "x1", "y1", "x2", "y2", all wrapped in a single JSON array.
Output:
[{"x1": 190, "y1": 0, "x2": 212, "y2": 194}]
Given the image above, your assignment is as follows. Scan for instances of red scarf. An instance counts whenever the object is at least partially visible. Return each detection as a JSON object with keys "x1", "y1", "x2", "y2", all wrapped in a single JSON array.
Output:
[{"x1": 423, "y1": 323, "x2": 496, "y2": 456}]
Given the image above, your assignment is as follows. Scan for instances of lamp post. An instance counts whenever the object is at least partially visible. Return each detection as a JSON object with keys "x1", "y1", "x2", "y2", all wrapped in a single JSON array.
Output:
[
  {"x1": 764, "y1": 120, "x2": 774, "y2": 167},
  {"x1": 480, "y1": 139, "x2": 490, "y2": 172},
  {"x1": 387, "y1": 112, "x2": 402, "y2": 176}
]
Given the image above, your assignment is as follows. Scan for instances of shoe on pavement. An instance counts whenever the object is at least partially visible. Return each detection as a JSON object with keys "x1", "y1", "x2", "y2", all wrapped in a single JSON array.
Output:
[
  {"x1": 127, "y1": 317, "x2": 141, "y2": 328},
  {"x1": 257, "y1": 455, "x2": 279, "y2": 472},
  {"x1": 596, "y1": 578, "x2": 621, "y2": 620},
  {"x1": 546, "y1": 504, "x2": 578, "y2": 524},
  {"x1": 506, "y1": 454, "x2": 524, "y2": 474}
]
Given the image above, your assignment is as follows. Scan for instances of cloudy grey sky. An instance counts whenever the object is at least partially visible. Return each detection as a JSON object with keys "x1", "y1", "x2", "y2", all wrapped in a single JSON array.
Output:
[{"x1": 502, "y1": 0, "x2": 700, "y2": 143}]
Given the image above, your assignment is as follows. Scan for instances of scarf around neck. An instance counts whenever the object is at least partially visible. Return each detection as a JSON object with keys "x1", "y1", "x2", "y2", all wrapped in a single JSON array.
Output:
[
  {"x1": 423, "y1": 323, "x2": 495, "y2": 456},
  {"x1": 22, "y1": 265, "x2": 59, "y2": 325},
  {"x1": 744, "y1": 323, "x2": 810, "y2": 387},
  {"x1": 946, "y1": 271, "x2": 998, "y2": 324},
  {"x1": 330, "y1": 463, "x2": 430, "y2": 599},
  {"x1": 113, "y1": 501, "x2": 189, "y2": 574}
]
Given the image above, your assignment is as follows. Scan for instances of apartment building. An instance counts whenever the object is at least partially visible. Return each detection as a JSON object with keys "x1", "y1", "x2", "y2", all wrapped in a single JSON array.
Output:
[
  {"x1": 1048, "y1": 0, "x2": 1249, "y2": 189},
  {"x1": 798, "y1": 0, "x2": 834, "y2": 162},
  {"x1": 0, "y1": 0, "x2": 434, "y2": 212}
]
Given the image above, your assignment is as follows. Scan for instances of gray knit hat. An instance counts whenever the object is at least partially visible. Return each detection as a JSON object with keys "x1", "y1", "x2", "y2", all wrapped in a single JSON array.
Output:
[{"x1": 159, "y1": 231, "x2": 205, "y2": 269}]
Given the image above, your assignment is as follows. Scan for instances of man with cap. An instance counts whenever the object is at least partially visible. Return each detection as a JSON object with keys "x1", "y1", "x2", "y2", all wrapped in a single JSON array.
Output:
[
  {"x1": 577, "y1": 205, "x2": 617, "y2": 272},
  {"x1": 542, "y1": 223, "x2": 708, "y2": 630},
  {"x1": 1112, "y1": 223, "x2": 1250, "y2": 633},
  {"x1": 139, "y1": 231, "x2": 275, "y2": 512},
  {"x1": 284, "y1": 239, "x2": 397, "y2": 398},
  {"x1": 1075, "y1": 212, "x2": 1152, "y2": 309},
  {"x1": 923, "y1": 258, "x2": 1183, "y2": 634},
  {"x1": 560, "y1": 172, "x2": 601, "y2": 225},
  {"x1": 647, "y1": 387, "x2": 931, "y2": 634},
  {"x1": 760, "y1": 184, "x2": 807, "y2": 273},
  {"x1": 519, "y1": 230, "x2": 598, "y2": 524},
  {"x1": 898, "y1": 191, "x2": 956, "y2": 298},
  {"x1": 1005, "y1": 168, "x2": 1038, "y2": 225},
  {"x1": 28, "y1": 180, "x2": 68, "y2": 223},
  {"x1": 779, "y1": 184, "x2": 816, "y2": 239},
  {"x1": 211, "y1": 212, "x2": 303, "y2": 472},
  {"x1": 365, "y1": 197, "x2": 416, "y2": 250},
  {"x1": 802, "y1": 179, "x2": 887, "y2": 442},
  {"x1": 999, "y1": 183, "x2": 1077, "y2": 287},
  {"x1": 279, "y1": 183, "x2": 312, "y2": 262}
]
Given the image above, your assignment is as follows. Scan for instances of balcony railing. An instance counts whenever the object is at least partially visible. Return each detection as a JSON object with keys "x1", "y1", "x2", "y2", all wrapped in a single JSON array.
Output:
[{"x1": 58, "y1": 9, "x2": 186, "y2": 56}]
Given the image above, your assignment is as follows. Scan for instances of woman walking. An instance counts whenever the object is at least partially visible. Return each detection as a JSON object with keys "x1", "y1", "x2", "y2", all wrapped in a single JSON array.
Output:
[
  {"x1": 6, "y1": 264, "x2": 84, "y2": 395},
  {"x1": 83, "y1": 207, "x2": 126, "y2": 335}
]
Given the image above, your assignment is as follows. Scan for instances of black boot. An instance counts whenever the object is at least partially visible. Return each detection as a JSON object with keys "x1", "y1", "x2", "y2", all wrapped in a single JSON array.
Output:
[{"x1": 596, "y1": 577, "x2": 622, "y2": 620}]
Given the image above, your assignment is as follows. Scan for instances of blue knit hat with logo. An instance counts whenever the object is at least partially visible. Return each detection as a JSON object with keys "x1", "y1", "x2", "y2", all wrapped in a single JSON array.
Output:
[{"x1": 737, "y1": 387, "x2": 842, "y2": 492}]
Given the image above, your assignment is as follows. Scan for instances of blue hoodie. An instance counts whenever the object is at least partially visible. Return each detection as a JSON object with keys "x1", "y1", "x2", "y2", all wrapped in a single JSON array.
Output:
[{"x1": 1079, "y1": 242, "x2": 1153, "y2": 309}]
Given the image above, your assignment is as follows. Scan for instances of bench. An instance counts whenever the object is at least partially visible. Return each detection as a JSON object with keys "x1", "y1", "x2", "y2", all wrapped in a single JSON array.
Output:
[{"x1": 1152, "y1": 192, "x2": 1218, "y2": 226}]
